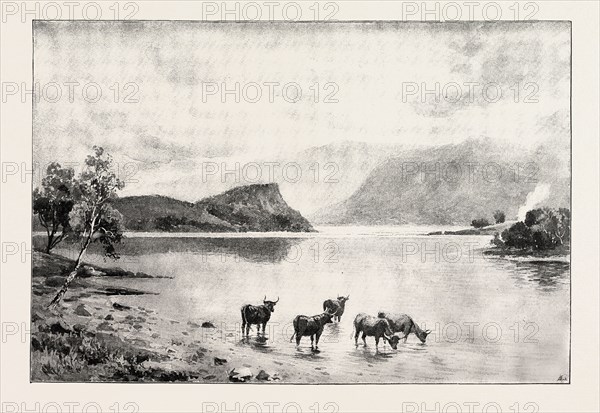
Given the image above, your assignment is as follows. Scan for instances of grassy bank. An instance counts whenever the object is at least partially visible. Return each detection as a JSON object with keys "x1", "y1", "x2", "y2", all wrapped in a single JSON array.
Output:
[{"x1": 31, "y1": 251, "x2": 244, "y2": 382}]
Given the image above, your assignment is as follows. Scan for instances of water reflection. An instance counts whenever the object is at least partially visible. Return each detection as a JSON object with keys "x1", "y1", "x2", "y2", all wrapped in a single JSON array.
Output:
[
  {"x1": 507, "y1": 260, "x2": 570, "y2": 290},
  {"x1": 41, "y1": 235, "x2": 303, "y2": 264}
]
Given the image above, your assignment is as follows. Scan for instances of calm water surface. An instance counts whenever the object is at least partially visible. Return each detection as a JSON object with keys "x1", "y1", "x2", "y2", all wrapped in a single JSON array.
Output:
[{"x1": 48, "y1": 226, "x2": 570, "y2": 383}]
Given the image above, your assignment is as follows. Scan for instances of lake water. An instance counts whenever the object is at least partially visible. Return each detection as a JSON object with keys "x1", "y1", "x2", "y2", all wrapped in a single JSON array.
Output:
[{"x1": 45, "y1": 226, "x2": 570, "y2": 383}]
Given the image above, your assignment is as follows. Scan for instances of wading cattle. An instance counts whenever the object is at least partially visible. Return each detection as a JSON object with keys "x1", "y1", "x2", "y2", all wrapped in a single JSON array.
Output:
[
  {"x1": 323, "y1": 295, "x2": 350, "y2": 322},
  {"x1": 240, "y1": 296, "x2": 279, "y2": 336},
  {"x1": 353, "y1": 313, "x2": 400, "y2": 351},
  {"x1": 377, "y1": 312, "x2": 431, "y2": 343},
  {"x1": 289, "y1": 311, "x2": 334, "y2": 350}
]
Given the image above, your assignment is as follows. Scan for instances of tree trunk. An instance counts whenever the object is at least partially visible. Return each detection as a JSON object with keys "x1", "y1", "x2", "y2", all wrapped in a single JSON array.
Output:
[
  {"x1": 48, "y1": 215, "x2": 96, "y2": 309},
  {"x1": 45, "y1": 233, "x2": 54, "y2": 254}
]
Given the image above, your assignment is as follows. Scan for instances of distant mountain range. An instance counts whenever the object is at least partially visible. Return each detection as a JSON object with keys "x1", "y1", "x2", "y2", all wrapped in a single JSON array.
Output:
[
  {"x1": 310, "y1": 138, "x2": 570, "y2": 225},
  {"x1": 33, "y1": 139, "x2": 571, "y2": 231},
  {"x1": 111, "y1": 183, "x2": 314, "y2": 232}
]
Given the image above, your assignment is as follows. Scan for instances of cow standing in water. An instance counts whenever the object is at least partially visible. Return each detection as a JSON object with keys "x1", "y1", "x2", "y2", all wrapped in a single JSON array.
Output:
[
  {"x1": 377, "y1": 312, "x2": 431, "y2": 343},
  {"x1": 323, "y1": 295, "x2": 349, "y2": 322},
  {"x1": 240, "y1": 296, "x2": 279, "y2": 336},
  {"x1": 352, "y1": 313, "x2": 400, "y2": 352},
  {"x1": 290, "y1": 311, "x2": 334, "y2": 351}
]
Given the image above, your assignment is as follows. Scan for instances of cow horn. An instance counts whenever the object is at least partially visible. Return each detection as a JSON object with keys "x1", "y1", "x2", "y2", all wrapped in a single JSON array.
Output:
[
  {"x1": 275, "y1": 296, "x2": 279, "y2": 303},
  {"x1": 263, "y1": 295, "x2": 266, "y2": 302}
]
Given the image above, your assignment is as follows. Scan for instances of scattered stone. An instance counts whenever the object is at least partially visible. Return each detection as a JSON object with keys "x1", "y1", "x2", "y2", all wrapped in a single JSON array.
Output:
[
  {"x1": 104, "y1": 314, "x2": 114, "y2": 321},
  {"x1": 151, "y1": 333, "x2": 160, "y2": 339},
  {"x1": 73, "y1": 324, "x2": 87, "y2": 333},
  {"x1": 229, "y1": 367, "x2": 252, "y2": 382},
  {"x1": 167, "y1": 348, "x2": 177, "y2": 354},
  {"x1": 256, "y1": 370, "x2": 280, "y2": 381},
  {"x1": 31, "y1": 336, "x2": 43, "y2": 351},
  {"x1": 79, "y1": 265, "x2": 106, "y2": 277},
  {"x1": 182, "y1": 331, "x2": 189, "y2": 336},
  {"x1": 171, "y1": 339, "x2": 184, "y2": 346},
  {"x1": 112, "y1": 302, "x2": 131, "y2": 311},
  {"x1": 243, "y1": 363, "x2": 252, "y2": 368},
  {"x1": 133, "y1": 324, "x2": 143, "y2": 330},
  {"x1": 189, "y1": 350, "x2": 206, "y2": 362},
  {"x1": 187, "y1": 321, "x2": 201, "y2": 328},
  {"x1": 97, "y1": 322, "x2": 115, "y2": 332},
  {"x1": 256, "y1": 370, "x2": 270, "y2": 381},
  {"x1": 49, "y1": 319, "x2": 72, "y2": 334},
  {"x1": 203, "y1": 375, "x2": 216, "y2": 380},
  {"x1": 214, "y1": 357, "x2": 227, "y2": 366},
  {"x1": 31, "y1": 311, "x2": 44, "y2": 322},
  {"x1": 201, "y1": 321, "x2": 216, "y2": 328},
  {"x1": 170, "y1": 320, "x2": 180, "y2": 325},
  {"x1": 74, "y1": 304, "x2": 92, "y2": 317}
]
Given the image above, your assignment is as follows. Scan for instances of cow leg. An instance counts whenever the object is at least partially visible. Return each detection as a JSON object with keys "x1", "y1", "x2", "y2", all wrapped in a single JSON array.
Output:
[
  {"x1": 261, "y1": 323, "x2": 267, "y2": 336},
  {"x1": 362, "y1": 333, "x2": 368, "y2": 347},
  {"x1": 310, "y1": 335, "x2": 314, "y2": 350},
  {"x1": 241, "y1": 321, "x2": 246, "y2": 336},
  {"x1": 245, "y1": 324, "x2": 250, "y2": 336},
  {"x1": 375, "y1": 336, "x2": 380, "y2": 352},
  {"x1": 354, "y1": 330, "x2": 360, "y2": 347},
  {"x1": 295, "y1": 331, "x2": 302, "y2": 347},
  {"x1": 315, "y1": 331, "x2": 322, "y2": 350}
]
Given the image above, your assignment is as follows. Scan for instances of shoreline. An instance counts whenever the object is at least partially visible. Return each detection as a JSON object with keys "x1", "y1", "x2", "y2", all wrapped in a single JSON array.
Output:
[{"x1": 31, "y1": 251, "x2": 337, "y2": 383}]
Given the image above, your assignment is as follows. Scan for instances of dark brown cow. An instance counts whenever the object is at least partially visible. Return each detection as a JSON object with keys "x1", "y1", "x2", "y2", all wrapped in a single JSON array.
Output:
[
  {"x1": 240, "y1": 296, "x2": 279, "y2": 336},
  {"x1": 377, "y1": 312, "x2": 431, "y2": 343},
  {"x1": 323, "y1": 295, "x2": 349, "y2": 322},
  {"x1": 289, "y1": 311, "x2": 334, "y2": 350},
  {"x1": 353, "y1": 313, "x2": 400, "y2": 351}
]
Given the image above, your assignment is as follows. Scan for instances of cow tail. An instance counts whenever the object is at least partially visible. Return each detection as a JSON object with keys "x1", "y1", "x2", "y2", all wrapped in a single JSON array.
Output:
[{"x1": 289, "y1": 331, "x2": 296, "y2": 342}]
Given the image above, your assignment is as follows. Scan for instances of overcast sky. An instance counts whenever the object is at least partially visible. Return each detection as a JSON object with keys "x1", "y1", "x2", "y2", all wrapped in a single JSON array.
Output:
[{"x1": 33, "y1": 21, "x2": 570, "y2": 203}]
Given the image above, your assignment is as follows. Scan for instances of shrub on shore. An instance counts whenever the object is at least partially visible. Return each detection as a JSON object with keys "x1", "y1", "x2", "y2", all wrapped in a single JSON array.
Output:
[{"x1": 494, "y1": 207, "x2": 570, "y2": 251}]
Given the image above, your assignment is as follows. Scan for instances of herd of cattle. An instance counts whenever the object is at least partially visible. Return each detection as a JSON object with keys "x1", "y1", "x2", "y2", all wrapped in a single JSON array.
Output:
[{"x1": 240, "y1": 295, "x2": 431, "y2": 352}]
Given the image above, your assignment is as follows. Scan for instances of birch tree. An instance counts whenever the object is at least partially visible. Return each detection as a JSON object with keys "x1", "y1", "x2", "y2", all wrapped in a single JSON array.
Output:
[{"x1": 49, "y1": 146, "x2": 125, "y2": 308}]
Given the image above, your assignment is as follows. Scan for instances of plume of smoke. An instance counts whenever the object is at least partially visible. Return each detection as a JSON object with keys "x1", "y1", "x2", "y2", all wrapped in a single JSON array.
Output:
[{"x1": 517, "y1": 184, "x2": 551, "y2": 221}]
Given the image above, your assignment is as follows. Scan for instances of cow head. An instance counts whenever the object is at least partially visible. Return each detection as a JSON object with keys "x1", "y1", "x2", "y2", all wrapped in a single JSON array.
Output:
[
  {"x1": 263, "y1": 296, "x2": 279, "y2": 312},
  {"x1": 322, "y1": 310, "x2": 335, "y2": 324},
  {"x1": 417, "y1": 329, "x2": 432, "y2": 343},
  {"x1": 385, "y1": 334, "x2": 401, "y2": 350},
  {"x1": 337, "y1": 294, "x2": 350, "y2": 304}
]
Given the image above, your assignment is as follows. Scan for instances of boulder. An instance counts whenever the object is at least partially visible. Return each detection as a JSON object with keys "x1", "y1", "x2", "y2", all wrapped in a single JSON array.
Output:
[
  {"x1": 256, "y1": 369, "x2": 280, "y2": 381},
  {"x1": 79, "y1": 265, "x2": 106, "y2": 277},
  {"x1": 104, "y1": 314, "x2": 114, "y2": 320},
  {"x1": 49, "y1": 319, "x2": 72, "y2": 335},
  {"x1": 228, "y1": 367, "x2": 253, "y2": 382},
  {"x1": 112, "y1": 302, "x2": 131, "y2": 311},
  {"x1": 201, "y1": 321, "x2": 216, "y2": 328},
  {"x1": 73, "y1": 324, "x2": 87, "y2": 333},
  {"x1": 213, "y1": 357, "x2": 227, "y2": 366},
  {"x1": 74, "y1": 304, "x2": 92, "y2": 317},
  {"x1": 97, "y1": 321, "x2": 115, "y2": 332}
]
